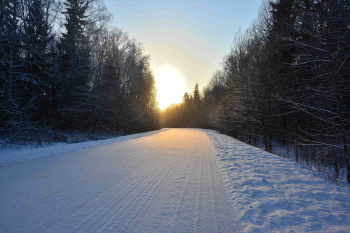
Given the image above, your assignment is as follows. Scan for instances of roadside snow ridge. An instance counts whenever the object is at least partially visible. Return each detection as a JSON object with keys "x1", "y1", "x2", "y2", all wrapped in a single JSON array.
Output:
[
  {"x1": 204, "y1": 129, "x2": 350, "y2": 233},
  {"x1": 0, "y1": 129, "x2": 168, "y2": 166}
]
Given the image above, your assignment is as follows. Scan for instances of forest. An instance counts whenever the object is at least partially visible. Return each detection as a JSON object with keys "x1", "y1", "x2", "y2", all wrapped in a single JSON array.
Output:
[
  {"x1": 161, "y1": 0, "x2": 350, "y2": 184},
  {"x1": 0, "y1": 0, "x2": 160, "y2": 141},
  {"x1": 1, "y1": 0, "x2": 349, "y2": 185}
]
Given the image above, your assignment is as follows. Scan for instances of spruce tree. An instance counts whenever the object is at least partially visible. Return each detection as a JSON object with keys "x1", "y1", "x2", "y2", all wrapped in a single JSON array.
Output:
[
  {"x1": 193, "y1": 83, "x2": 201, "y2": 108},
  {"x1": 22, "y1": 0, "x2": 53, "y2": 126},
  {"x1": 57, "y1": 0, "x2": 92, "y2": 130},
  {"x1": 0, "y1": 0, "x2": 23, "y2": 131}
]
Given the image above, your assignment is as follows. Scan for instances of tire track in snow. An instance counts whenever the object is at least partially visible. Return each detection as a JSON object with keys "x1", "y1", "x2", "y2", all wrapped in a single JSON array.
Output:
[
  {"x1": 89, "y1": 149, "x2": 181, "y2": 232},
  {"x1": 30, "y1": 146, "x2": 159, "y2": 232},
  {"x1": 62, "y1": 144, "x2": 173, "y2": 232}
]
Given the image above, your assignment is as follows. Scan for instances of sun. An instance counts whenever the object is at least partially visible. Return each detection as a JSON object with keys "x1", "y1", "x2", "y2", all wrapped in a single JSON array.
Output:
[{"x1": 154, "y1": 65, "x2": 186, "y2": 110}]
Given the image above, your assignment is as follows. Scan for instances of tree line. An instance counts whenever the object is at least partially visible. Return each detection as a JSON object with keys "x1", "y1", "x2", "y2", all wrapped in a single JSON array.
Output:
[
  {"x1": 161, "y1": 83, "x2": 203, "y2": 128},
  {"x1": 162, "y1": 0, "x2": 350, "y2": 184},
  {"x1": 0, "y1": 0, "x2": 160, "y2": 138}
]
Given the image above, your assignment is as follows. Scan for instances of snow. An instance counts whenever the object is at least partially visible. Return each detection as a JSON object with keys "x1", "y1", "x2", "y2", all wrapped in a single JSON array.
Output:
[
  {"x1": 204, "y1": 129, "x2": 350, "y2": 233},
  {"x1": 0, "y1": 129, "x2": 168, "y2": 166},
  {"x1": 0, "y1": 128, "x2": 235, "y2": 232},
  {"x1": 1, "y1": 128, "x2": 350, "y2": 232}
]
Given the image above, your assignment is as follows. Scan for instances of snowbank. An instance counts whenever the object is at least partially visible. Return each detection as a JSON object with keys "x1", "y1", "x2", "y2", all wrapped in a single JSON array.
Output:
[
  {"x1": 0, "y1": 129, "x2": 168, "y2": 166},
  {"x1": 204, "y1": 129, "x2": 350, "y2": 233}
]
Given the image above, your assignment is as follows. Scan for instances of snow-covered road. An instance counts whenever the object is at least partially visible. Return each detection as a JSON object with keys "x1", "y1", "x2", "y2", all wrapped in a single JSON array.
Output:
[
  {"x1": 2, "y1": 128, "x2": 350, "y2": 232},
  {"x1": 0, "y1": 129, "x2": 236, "y2": 232}
]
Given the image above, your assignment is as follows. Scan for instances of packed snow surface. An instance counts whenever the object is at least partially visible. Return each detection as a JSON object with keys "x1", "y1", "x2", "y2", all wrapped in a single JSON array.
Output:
[
  {"x1": 1, "y1": 129, "x2": 350, "y2": 232},
  {"x1": 0, "y1": 128, "x2": 235, "y2": 232},
  {"x1": 204, "y1": 129, "x2": 350, "y2": 232}
]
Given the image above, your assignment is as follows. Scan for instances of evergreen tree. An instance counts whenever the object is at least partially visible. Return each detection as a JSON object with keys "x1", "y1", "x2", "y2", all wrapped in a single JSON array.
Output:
[
  {"x1": 57, "y1": 0, "x2": 93, "y2": 130},
  {"x1": 22, "y1": 0, "x2": 54, "y2": 126},
  {"x1": 193, "y1": 83, "x2": 201, "y2": 108},
  {"x1": 1, "y1": 0, "x2": 160, "y2": 138},
  {"x1": 0, "y1": 0, "x2": 23, "y2": 131}
]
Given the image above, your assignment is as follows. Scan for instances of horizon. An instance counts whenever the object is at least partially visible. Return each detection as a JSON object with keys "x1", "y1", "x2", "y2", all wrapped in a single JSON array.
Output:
[{"x1": 105, "y1": 0, "x2": 263, "y2": 109}]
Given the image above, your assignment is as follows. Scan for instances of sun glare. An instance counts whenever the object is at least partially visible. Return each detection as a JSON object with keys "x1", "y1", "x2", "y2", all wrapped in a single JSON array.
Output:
[{"x1": 155, "y1": 65, "x2": 186, "y2": 110}]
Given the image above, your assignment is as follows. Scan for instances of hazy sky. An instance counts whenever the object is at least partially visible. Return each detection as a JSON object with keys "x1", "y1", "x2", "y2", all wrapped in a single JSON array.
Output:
[{"x1": 105, "y1": 0, "x2": 263, "y2": 104}]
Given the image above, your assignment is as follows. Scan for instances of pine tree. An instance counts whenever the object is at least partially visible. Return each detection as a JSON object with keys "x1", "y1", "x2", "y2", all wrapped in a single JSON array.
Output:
[
  {"x1": 193, "y1": 83, "x2": 201, "y2": 108},
  {"x1": 22, "y1": 0, "x2": 53, "y2": 126},
  {"x1": 0, "y1": 0, "x2": 23, "y2": 131},
  {"x1": 57, "y1": 0, "x2": 93, "y2": 130}
]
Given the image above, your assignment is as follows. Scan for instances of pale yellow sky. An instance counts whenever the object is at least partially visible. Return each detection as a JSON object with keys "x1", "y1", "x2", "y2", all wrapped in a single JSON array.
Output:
[{"x1": 105, "y1": 0, "x2": 263, "y2": 108}]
